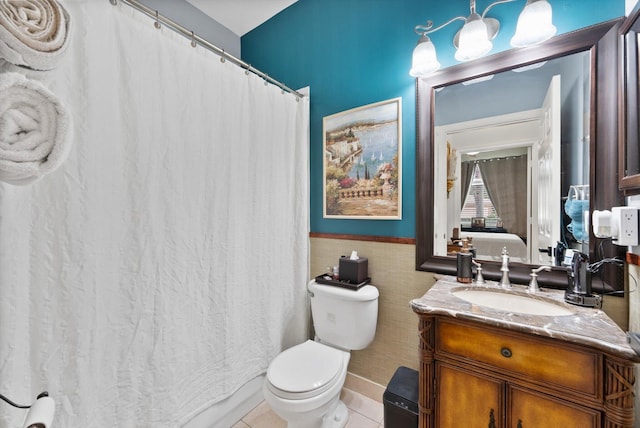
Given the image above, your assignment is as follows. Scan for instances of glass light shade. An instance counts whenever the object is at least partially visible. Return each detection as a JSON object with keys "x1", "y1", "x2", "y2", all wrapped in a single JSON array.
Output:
[
  {"x1": 510, "y1": 0, "x2": 557, "y2": 47},
  {"x1": 454, "y1": 16, "x2": 492, "y2": 62},
  {"x1": 409, "y1": 35, "x2": 441, "y2": 77}
]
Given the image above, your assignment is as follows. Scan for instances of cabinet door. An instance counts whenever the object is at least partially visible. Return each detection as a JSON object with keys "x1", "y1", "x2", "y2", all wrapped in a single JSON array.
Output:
[
  {"x1": 509, "y1": 386, "x2": 600, "y2": 428},
  {"x1": 437, "y1": 363, "x2": 503, "y2": 428}
]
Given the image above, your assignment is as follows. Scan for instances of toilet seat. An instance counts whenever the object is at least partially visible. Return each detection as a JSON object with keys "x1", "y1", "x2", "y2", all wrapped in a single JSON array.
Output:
[{"x1": 266, "y1": 340, "x2": 345, "y2": 400}]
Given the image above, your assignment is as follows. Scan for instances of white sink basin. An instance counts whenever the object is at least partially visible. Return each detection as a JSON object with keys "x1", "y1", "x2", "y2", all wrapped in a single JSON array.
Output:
[{"x1": 452, "y1": 289, "x2": 575, "y2": 316}]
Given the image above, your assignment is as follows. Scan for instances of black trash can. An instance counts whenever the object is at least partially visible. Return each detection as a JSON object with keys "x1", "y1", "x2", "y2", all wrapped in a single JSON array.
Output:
[{"x1": 383, "y1": 366, "x2": 419, "y2": 428}]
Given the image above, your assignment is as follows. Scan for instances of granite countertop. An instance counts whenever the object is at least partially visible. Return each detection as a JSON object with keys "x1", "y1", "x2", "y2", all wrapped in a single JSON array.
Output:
[{"x1": 411, "y1": 276, "x2": 640, "y2": 361}]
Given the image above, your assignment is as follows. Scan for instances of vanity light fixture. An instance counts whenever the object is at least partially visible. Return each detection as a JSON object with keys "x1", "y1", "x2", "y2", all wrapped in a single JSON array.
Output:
[{"x1": 409, "y1": 0, "x2": 556, "y2": 77}]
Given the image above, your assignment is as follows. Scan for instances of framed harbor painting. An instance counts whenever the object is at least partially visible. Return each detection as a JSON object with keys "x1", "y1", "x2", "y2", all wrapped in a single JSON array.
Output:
[{"x1": 323, "y1": 97, "x2": 402, "y2": 219}]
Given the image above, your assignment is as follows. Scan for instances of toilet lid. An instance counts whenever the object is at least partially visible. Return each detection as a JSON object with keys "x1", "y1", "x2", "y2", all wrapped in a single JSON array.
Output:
[{"x1": 267, "y1": 340, "x2": 345, "y2": 398}]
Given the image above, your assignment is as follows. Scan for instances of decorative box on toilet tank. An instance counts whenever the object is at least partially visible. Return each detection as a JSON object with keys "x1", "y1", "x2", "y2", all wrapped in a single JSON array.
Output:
[{"x1": 338, "y1": 257, "x2": 368, "y2": 284}]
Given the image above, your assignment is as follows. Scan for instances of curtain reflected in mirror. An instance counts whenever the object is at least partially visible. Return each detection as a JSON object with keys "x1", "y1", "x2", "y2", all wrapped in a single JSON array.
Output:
[{"x1": 473, "y1": 155, "x2": 527, "y2": 237}]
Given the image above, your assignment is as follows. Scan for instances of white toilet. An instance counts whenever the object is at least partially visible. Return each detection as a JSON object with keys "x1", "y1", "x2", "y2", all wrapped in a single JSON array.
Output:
[{"x1": 263, "y1": 280, "x2": 379, "y2": 428}]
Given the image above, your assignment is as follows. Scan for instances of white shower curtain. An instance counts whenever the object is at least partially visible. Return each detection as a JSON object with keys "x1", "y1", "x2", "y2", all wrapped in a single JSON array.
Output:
[{"x1": 0, "y1": 2, "x2": 309, "y2": 427}]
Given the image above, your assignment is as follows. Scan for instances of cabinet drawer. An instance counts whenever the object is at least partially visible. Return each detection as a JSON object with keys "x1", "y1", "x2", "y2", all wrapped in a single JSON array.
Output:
[{"x1": 436, "y1": 319, "x2": 600, "y2": 397}]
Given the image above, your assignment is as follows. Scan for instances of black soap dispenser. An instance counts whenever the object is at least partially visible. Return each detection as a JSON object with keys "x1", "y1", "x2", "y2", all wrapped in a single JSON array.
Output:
[{"x1": 456, "y1": 239, "x2": 473, "y2": 284}]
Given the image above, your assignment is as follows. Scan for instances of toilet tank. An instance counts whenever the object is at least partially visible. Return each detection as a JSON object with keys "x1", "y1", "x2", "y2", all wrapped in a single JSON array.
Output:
[{"x1": 308, "y1": 280, "x2": 379, "y2": 350}]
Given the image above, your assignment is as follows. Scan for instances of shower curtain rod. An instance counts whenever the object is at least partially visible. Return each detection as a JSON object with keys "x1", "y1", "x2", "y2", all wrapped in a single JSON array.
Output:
[{"x1": 108, "y1": 0, "x2": 304, "y2": 99}]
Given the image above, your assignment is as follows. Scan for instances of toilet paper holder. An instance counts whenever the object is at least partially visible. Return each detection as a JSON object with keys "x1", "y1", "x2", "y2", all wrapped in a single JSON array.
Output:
[{"x1": 0, "y1": 391, "x2": 55, "y2": 428}]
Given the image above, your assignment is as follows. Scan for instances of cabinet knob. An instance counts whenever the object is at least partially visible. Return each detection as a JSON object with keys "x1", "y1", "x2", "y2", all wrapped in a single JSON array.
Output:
[
  {"x1": 517, "y1": 420, "x2": 523, "y2": 428},
  {"x1": 500, "y1": 347, "x2": 513, "y2": 358}
]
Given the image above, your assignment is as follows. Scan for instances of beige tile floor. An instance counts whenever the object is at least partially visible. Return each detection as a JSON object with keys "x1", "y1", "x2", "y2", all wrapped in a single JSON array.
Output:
[{"x1": 231, "y1": 388, "x2": 384, "y2": 428}]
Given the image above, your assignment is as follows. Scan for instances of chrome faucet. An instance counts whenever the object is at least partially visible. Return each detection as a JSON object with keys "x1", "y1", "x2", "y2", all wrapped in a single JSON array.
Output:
[
  {"x1": 528, "y1": 266, "x2": 551, "y2": 293},
  {"x1": 472, "y1": 259, "x2": 485, "y2": 285},
  {"x1": 499, "y1": 247, "x2": 511, "y2": 288}
]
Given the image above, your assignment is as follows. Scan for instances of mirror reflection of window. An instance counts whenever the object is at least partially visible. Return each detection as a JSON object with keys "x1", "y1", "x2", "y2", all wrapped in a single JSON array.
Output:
[{"x1": 460, "y1": 164, "x2": 497, "y2": 227}]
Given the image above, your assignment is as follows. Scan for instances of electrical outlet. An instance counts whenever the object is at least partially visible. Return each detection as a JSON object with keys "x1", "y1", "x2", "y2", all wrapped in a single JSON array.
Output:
[{"x1": 612, "y1": 206, "x2": 639, "y2": 246}]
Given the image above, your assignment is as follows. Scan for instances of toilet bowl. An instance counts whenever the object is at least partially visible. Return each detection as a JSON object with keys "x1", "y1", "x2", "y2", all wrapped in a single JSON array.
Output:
[
  {"x1": 262, "y1": 281, "x2": 379, "y2": 428},
  {"x1": 263, "y1": 340, "x2": 350, "y2": 428}
]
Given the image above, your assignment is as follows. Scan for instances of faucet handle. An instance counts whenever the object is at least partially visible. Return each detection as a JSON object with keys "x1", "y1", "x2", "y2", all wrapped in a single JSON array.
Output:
[
  {"x1": 532, "y1": 265, "x2": 552, "y2": 274},
  {"x1": 472, "y1": 259, "x2": 485, "y2": 285},
  {"x1": 529, "y1": 266, "x2": 552, "y2": 293}
]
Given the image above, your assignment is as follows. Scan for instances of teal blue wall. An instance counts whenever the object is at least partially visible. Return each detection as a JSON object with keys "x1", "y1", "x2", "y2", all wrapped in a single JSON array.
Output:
[{"x1": 241, "y1": 0, "x2": 624, "y2": 239}]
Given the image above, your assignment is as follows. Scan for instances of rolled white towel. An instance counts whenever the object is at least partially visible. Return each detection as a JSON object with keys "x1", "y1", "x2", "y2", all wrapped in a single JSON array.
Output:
[
  {"x1": 0, "y1": 72, "x2": 72, "y2": 185},
  {"x1": 0, "y1": 58, "x2": 54, "y2": 85},
  {"x1": 0, "y1": 0, "x2": 71, "y2": 70}
]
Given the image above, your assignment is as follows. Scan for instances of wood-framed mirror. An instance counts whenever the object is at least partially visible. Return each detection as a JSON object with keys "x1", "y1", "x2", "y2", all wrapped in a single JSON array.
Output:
[
  {"x1": 620, "y1": 2, "x2": 640, "y2": 193},
  {"x1": 416, "y1": 19, "x2": 624, "y2": 290}
]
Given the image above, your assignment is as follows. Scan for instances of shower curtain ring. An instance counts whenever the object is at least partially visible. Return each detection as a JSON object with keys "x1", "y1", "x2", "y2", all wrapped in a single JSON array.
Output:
[
  {"x1": 245, "y1": 65, "x2": 251, "y2": 76},
  {"x1": 190, "y1": 31, "x2": 196, "y2": 48},
  {"x1": 109, "y1": 0, "x2": 118, "y2": 5},
  {"x1": 154, "y1": 11, "x2": 161, "y2": 29},
  {"x1": 220, "y1": 50, "x2": 226, "y2": 63}
]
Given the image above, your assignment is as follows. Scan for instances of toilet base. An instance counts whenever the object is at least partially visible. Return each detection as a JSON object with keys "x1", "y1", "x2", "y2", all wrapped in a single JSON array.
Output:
[
  {"x1": 321, "y1": 400, "x2": 348, "y2": 428},
  {"x1": 283, "y1": 398, "x2": 348, "y2": 428}
]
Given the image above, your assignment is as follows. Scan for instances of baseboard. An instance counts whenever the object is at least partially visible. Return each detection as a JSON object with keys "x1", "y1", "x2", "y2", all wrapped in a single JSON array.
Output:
[{"x1": 344, "y1": 372, "x2": 385, "y2": 403}]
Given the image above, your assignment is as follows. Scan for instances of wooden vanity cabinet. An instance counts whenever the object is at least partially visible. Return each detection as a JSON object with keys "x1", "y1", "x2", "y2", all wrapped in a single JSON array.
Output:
[
  {"x1": 436, "y1": 363, "x2": 503, "y2": 427},
  {"x1": 435, "y1": 363, "x2": 599, "y2": 427},
  {"x1": 417, "y1": 316, "x2": 636, "y2": 428}
]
